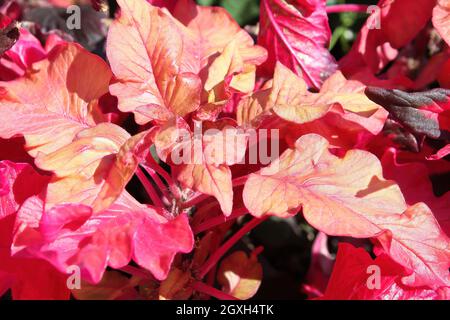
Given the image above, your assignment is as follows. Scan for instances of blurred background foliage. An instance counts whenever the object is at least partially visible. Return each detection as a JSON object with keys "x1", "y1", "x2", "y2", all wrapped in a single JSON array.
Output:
[{"x1": 196, "y1": 0, "x2": 377, "y2": 59}]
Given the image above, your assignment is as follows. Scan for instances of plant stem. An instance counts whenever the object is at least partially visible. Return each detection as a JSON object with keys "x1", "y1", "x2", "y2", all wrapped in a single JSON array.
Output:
[
  {"x1": 193, "y1": 208, "x2": 248, "y2": 234},
  {"x1": 191, "y1": 281, "x2": 239, "y2": 300},
  {"x1": 136, "y1": 167, "x2": 165, "y2": 207},
  {"x1": 144, "y1": 165, "x2": 172, "y2": 203},
  {"x1": 232, "y1": 174, "x2": 249, "y2": 187},
  {"x1": 182, "y1": 193, "x2": 212, "y2": 209},
  {"x1": 143, "y1": 156, "x2": 181, "y2": 200},
  {"x1": 197, "y1": 216, "x2": 268, "y2": 279},
  {"x1": 326, "y1": 4, "x2": 370, "y2": 14}
]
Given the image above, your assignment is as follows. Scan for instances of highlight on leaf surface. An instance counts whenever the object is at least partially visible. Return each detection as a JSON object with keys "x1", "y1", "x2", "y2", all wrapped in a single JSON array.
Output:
[
  {"x1": 217, "y1": 250, "x2": 262, "y2": 300},
  {"x1": 243, "y1": 133, "x2": 406, "y2": 219},
  {"x1": 321, "y1": 243, "x2": 447, "y2": 300},
  {"x1": 12, "y1": 193, "x2": 194, "y2": 284},
  {"x1": 258, "y1": 0, "x2": 337, "y2": 88}
]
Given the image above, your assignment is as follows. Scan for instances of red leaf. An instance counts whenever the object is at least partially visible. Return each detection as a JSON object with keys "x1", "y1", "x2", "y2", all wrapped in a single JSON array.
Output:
[
  {"x1": 0, "y1": 161, "x2": 68, "y2": 299},
  {"x1": 258, "y1": 0, "x2": 337, "y2": 88},
  {"x1": 381, "y1": 149, "x2": 450, "y2": 235},
  {"x1": 12, "y1": 193, "x2": 194, "y2": 283},
  {"x1": 321, "y1": 243, "x2": 446, "y2": 300}
]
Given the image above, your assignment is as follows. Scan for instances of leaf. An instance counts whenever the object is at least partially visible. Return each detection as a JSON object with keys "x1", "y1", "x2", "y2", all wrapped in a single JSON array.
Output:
[
  {"x1": 178, "y1": 163, "x2": 233, "y2": 215},
  {"x1": 340, "y1": 0, "x2": 435, "y2": 75},
  {"x1": 374, "y1": 203, "x2": 450, "y2": 289},
  {"x1": 173, "y1": 121, "x2": 248, "y2": 215},
  {"x1": 171, "y1": 0, "x2": 266, "y2": 69},
  {"x1": 433, "y1": 0, "x2": 450, "y2": 46},
  {"x1": 217, "y1": 251, "x2": 262, "y2": 300},
  {"x1": 321, "y1": 243, "x2": 445, "y2": 300},
  {"x1": 12, "y1": 192, "x2": 194, "y2": 283},
  {"x1": 72, "y1": 270, "x2": 140, "y2": 300},
  {"x1": 145, "y1": 0, "x2": 267, "y2": 112},
  {"x1": 271, "y1": 63, "x2": 388, "y2": 134},
  {"x1": 365, "y1": 87, "x2": 450, "y2": 140},
  {"x1": 237, "y1": 63, "x2": 388, "y2": 149},
  {"x1": 381, "y1": 148, "x2": 450, "y2": 235},
  {"x1": 107, "y1": 0, "x2": 202, "y2": 125},
  {"x1": 0, "y1": 43, "x2": 112, "y2": 157},
  {"x1": 243, "y1": 133, "x2": 407, "y2": 219},
  {"x1": 23, "y1": 5, "x2": 108, "y2": 51},
  {"x1": 0, "y1": 162, "x2": 68, "y2": 300},
  {"x1": 381, "y1": 0, "x2": 435, "y2": 49},
  {"x1": 0, "y1": 161, "x2": 49, "y2": 219},
  {"x1": 302, "y1": 232, "x2": 333, "y2": 298},
  {"x1": 257, "y1": 0, "x2": 337, "y2": 88},
  {"x1": 243, "y1": 134, "x2": 450, "y2": 289},
  {"x1": 0, "y1": 27, "x2": 47, "y2": 81},
  {"x1": 38, "y1": 124, "x2": 154, "y2": 213},
  {"x1": 159, "y1": 268, "x2": 193, "y2": 300}
]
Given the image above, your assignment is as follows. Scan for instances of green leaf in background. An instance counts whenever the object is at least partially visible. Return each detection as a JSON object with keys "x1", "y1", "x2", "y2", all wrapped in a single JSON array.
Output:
[
  {"x1": 197, "y1": 0, "x2": 217, "y2": 5},
  {"x1": 196, "y1": 0, "x2": 260, "y2": 26}
]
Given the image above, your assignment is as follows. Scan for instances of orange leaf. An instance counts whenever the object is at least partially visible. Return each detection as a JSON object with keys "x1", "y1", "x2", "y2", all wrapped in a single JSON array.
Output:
[
  {"x1": 243, "y1": 133, "x2": 406, "y2": 219},
  {"x1": 217, "y1": 251, "x2": 262, "y2": 300},
  {"x1": 172, "y1": 0, "x2": 266, "y2": 68},
  {"x1": 0, "y1": 43, "x2": 111, "y2": 157},
  {"x1": 433, "y1": 0, "x2": 450, "y2": 47},
  {"x1": 243, "y1": 134, "x2": 450, "y2": 289},
  {"x1": 107, "y1": 0, "x2": 202, "y2": 124},
  {"x1": 271, "y1": 63, "x2": 387, "y2": 134},
  {"x1": 38, "y1": 124, "x2": 153, "y2": 212}
]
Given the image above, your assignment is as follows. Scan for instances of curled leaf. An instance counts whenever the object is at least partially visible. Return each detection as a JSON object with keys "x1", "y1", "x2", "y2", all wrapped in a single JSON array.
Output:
[{"x1": 365, "y1": 87, "x2": 450, "y2": 140}]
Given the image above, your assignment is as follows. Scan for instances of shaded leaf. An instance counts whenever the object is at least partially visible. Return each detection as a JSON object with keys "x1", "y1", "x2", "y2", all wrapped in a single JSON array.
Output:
[
  {"x1": 159, "y1": 268, "x2": 193, "y2": 300},
  {"x1": 365, "y1": 87, "x2": 450, "y2": 140},
  {"x1": 217, "y1": 251, "x2": 262, "y2": 300}
]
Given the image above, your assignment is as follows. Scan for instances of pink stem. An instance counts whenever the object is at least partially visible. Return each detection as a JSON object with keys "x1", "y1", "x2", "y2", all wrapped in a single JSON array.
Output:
[
  {"x1": 326, "y1": 4, "x2": 370, "y2": 14},
  {"x1": 182, "y1": 193, "x2": 212, "y2": 209},
  {"x1": 252, "y1": 246, "x2": 264, "y2": 258},
  {"x1": 232, "y1": 174, "x2": 249, "y2": 187},
  {"x1": 193, "y1": 208, "x2": 248, "y2": 234},
  {"x1": 136, "y1": 167, "x2": 165, "y2": 207},
  {"x1": 197, "y1": 216, "x2": 268, "y2": 279},
  {"x1": 143, "y1": 157, "x2": 181, "y2": 200},
  {"x1": 192, "y1": 281, "x2": 239, "y2": 300},
  {"x1": 144, "y1": 166, "x2": 172, "y2": 202}
]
